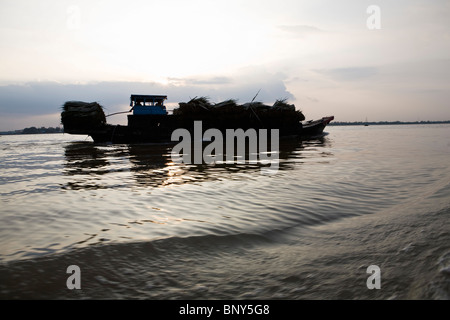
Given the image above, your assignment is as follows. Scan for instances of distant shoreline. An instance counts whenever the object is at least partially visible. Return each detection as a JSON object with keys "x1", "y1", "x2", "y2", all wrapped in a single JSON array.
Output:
[
  {"x1": 1, "y1": 120, "x2": 449, "y2": 135},
  {"x1": 328, "y1": 120, "x2": 450, "y2": 126},
  {"x1": 0, "y1": 126, "x2": 63, "y2": 135}
]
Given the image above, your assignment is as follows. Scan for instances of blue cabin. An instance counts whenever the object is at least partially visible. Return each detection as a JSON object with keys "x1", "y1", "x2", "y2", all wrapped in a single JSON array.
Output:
[{"x1": 130, "y1": 94, "x2": 168, "y2": 115}]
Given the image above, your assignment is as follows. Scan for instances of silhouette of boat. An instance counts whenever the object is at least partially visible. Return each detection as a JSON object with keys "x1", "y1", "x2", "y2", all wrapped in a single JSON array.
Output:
[{"x1": 61, "y1": 94, "x2": 334, "y2": 144}]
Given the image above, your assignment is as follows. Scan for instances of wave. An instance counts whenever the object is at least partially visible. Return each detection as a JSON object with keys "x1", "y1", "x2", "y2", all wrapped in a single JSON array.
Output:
[
  {"x1": 1, "y1": 126, "x2": 449, "y2": 299},
  {"x1": 2, "y1": 204, "x2": 449, "y2": 299}
]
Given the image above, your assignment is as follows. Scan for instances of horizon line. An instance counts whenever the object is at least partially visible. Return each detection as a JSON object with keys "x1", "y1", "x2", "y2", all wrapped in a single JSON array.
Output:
[{"x1": 1, "y1": 120, "x2": 450, "y2": 134}]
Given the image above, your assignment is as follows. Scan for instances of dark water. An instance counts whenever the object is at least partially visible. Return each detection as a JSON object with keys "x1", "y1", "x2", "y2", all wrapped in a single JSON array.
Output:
[{"x1": 0, "y1": 124, "x2": 449, "y2": 299}]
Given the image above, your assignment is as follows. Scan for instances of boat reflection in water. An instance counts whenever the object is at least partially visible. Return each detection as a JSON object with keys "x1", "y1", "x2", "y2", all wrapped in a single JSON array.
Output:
[{"x1": 62, "y1": 136, "x2": 333, "y2": 190}]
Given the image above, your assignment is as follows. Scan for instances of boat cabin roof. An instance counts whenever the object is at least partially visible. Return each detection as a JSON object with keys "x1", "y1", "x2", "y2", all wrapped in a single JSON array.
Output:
[{"x1": 130, "y1": 94, "x2": 167, "y2": 106}]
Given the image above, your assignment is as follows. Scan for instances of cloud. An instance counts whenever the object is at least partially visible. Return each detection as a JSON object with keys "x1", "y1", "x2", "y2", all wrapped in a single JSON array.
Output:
[
  {"x1": 167, "y1": 76, "x2": 233, "y2": 86},
  {"x1": 314, "y1": 67, "x2": 378, "y2": 81},
  {"x1": 0, "y1": 71, "x2": 294, "y2": 130},
  {"x1": 277, "y1": 25, "x2": 324, "y2": 38}
]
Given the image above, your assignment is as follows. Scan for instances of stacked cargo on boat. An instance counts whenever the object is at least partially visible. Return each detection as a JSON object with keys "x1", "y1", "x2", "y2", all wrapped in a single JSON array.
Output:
[{"x1": 60, "y1": 94, "x2": 332, "y2": 143}]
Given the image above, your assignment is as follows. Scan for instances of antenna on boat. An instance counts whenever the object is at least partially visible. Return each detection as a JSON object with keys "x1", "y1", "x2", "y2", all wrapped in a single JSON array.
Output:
[
  {"x1": 251, "y1": 89, "x2": 261, "y2": 103},
  {"x1": 248, "y1": 89, "x2": 264, "y2": 126}
]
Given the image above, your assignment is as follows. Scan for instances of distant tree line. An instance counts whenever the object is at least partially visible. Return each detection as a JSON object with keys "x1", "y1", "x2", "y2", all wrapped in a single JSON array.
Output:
[
  {"x1": 21, "y1": 126, "x2": 63, "y2": 134},
  {"x1": 328, "y1": 120, "x2": 450, "y2": 126}
]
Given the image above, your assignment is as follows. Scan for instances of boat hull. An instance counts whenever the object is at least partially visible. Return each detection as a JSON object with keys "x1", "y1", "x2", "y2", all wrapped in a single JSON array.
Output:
[{"x1": 65, "y1": 115, "x2": 334, "y2": 144}]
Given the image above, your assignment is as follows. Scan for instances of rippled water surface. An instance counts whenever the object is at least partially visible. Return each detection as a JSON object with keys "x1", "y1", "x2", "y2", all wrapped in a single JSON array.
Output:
[{"x1": 1, "y1": 124, "x2": 449, "y2": 299}]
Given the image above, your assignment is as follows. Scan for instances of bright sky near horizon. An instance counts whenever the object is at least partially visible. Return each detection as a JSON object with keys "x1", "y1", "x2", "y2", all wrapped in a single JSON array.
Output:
[{"x1": 0, "y1": 0, "x2": 449, "y2": 130}]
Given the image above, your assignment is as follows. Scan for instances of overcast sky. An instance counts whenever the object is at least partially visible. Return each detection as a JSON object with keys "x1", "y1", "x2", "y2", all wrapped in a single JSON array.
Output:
[{"x1": 0, "y1": 0, "x2": 449, "y2": 130}]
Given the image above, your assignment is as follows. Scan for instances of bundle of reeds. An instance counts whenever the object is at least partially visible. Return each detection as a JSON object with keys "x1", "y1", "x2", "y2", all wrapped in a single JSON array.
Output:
[
  {"x1": 213, "y1": 99, "x2": 239, "y2": 109},
  {"x1": 173, "y1": 97, "x2": 213, "y2": 115},
  {"x1": 61, "y1": 101, "x2": 106, "y2": 130},
  {"x1": 272, "y1": 99, "x2": 296, "y2": 111},
  {"x1": 173, "y1": 97, "x2": 304, "y2": 121}
]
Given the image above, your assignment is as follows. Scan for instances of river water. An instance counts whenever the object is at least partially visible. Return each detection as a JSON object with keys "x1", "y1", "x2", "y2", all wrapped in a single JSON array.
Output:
[{"x1": 0, "y1": 124, "x2": 449, "y2": 299}]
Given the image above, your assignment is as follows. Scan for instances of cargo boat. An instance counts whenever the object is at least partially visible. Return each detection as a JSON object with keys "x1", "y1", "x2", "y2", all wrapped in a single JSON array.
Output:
[{"x1": 61, "y1": 94, "x2": 334, "y2": 144}]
